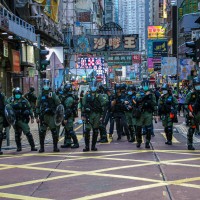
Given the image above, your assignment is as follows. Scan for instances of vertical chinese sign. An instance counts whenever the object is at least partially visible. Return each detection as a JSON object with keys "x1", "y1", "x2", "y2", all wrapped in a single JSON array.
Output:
[{"x1": 12, "y1": 50, "x2": 21, "y2": 73}]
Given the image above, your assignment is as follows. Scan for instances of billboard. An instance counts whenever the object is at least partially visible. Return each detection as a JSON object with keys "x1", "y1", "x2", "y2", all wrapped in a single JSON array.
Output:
[
  {"x1": 108, "y1": 55, "x2": 132, "y2": 66},
  {"x1": 73, "y1": 34, "x2": 139, "y2": 53},
  {"x1": 148, "y1": 40, "x2": 168, "y2": 58},
  {"x1": 148, "y1": 26, "x2": 166, "y2": 39},
  {"x1": 179, "y1": 59, "x2": 195, "y2": 80},
  {"x1": 161, "y1": 57, "x2": 177, "y2": 76}
]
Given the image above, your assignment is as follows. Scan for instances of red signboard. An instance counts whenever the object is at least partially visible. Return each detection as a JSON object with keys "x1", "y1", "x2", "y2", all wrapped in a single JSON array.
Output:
[
  {"x1": 132, "y1": 55, "x2": 141, "y2": 63},
  {"x1": 12, "y1": 50, "x2": 21, "y2": 73}
]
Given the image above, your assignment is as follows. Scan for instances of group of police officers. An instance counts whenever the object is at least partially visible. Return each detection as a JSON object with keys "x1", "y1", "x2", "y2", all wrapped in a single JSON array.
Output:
[{"x1": 1, "y1": 76, "x2": 200, "y2": 155}]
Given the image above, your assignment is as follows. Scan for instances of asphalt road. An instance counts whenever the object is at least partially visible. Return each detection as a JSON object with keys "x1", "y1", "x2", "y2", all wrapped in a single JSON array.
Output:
[{"x1": 0, "y1": 116, "x2": 200, "y2": 200}]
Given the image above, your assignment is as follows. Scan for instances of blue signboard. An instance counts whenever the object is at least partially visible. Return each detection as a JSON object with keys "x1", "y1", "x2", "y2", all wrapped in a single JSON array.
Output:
[{"x1": 148, "y1": 40, "x2": 168, "y2": 58}]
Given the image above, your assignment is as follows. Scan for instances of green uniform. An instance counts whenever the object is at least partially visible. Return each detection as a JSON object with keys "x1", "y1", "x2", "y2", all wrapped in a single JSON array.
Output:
[
  {"x1": 24, "y1": 91, "x2": 37, "y2": 116},
  {"x1": 158, "y1": 93, "x2": 178, "y2": 144},
  {"x1": 61, "y1": 94, "x2": 79, "y2": 148},
  {"x1": 184, "y1": 90, "x2": 200, "y2": 148},
  {"x1": 135, "y1": 90, "x2": 157, "y2": 148},
  {"x1": 10, "y1": 97, "x2": 36, "y2": 151},
  {"x1": 35, "y1": 90, "x2": 61, "y2": 152},
  {"x1": 82, "y1": 92, "x2": 105, "y2": 151},
  {"x1": 0, "y1": 92, "x2": 7, "y2": 154}
]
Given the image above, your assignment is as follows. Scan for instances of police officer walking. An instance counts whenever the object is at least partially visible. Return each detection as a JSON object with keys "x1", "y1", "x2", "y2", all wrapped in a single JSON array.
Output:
[
  {"x1": 0, "y1": 84, "x2": 7, "y2": 155},
  {"x1": 24, "y1": 86, "x2": 37, "y2": 115},
  {"x1": 134, "y1": 82, "x2": 157, "y2": 148},
  {"x1": 81, "y1": 86, "x2": 105, "y2": 151},
  {"x1": 185, "y1": 77, "x2": 200, "y2": 150},
  {"x1": 60, "y1": 83, "x2": 79, "y2": 149},
  {"x1": 10, "y1": 88, "x2": 37, "y2": 152},
  {"x1": 158, "y1": 84, "x2": 178, "y2": 145},
  {"x1": 111, "y1": 84, "x2": 130, "y2": 141},
  {"x1": 35, "y1": 79, "x2": 61, "y2": 153}
]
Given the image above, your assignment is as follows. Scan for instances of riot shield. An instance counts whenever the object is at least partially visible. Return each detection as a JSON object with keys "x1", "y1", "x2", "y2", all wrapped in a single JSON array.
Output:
[
  {"x1": 4, "y1": 104, "x2": 16, "y2": 126},
  {"x1": 54, "y1": 104, "x2": 64, "y2": 126}
]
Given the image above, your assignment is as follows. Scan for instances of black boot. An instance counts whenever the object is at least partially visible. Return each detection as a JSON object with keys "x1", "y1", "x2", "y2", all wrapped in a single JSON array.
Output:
[
  {"x1": 39, "y1": 131, "x2": 45, "y2": 153},
  {"x1": 145, "y1": 142, "x2": 150, "y2": 149},
  {"x1": 83, "y1": 130, "x2": 90, "y2": 152},
  {"x1": 0, "y1": 132, "x2": 3, "y2": 155},
  {"x1": 71, "y1": 132, "x2": 79, "y2": 149},
  {"x1": 188, "y1": 145, "x2": 195, "y2": 150},
  {"x1": 136, "y1": 126, "x2": 142, "y2": 148},
  {"x1": 61, "y1": 132, "x2": 71, "y2": 148},
  {"x1": 15, "y1": 132, "x2": 22, "y2": 152},
  {"x1": 167, "y1": 126, "x2": 173, "y2": 145},
  {"x1": 91, "y1": 129, "x2": 98, "y2": 151},
  {"x1": 128, "y1": 126, "x2": 135, "y2": 142},
  {"x1": 26, "y1": 133, "x2": 37, "y2": 151}
]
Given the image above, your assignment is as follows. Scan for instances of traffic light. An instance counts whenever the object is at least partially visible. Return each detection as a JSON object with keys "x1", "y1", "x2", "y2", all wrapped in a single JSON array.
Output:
[
  {"x1": 39, "y1": 49, "x2": 50, "y2": 71},
  {"x1": 185, "y1": 39, "x2": 200, "y2": 62}
]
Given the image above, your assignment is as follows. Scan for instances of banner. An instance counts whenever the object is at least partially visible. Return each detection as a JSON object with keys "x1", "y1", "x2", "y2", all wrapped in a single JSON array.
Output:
[
  {"x1": 161, "y1": 57, "x2": 177, "y2": 76},
  {"x1": 179, "y1": 59, "x2": 195, "y2": 80}
]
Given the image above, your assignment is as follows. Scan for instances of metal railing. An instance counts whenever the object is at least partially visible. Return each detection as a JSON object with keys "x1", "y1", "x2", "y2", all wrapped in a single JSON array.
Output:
[{"x1": 0, "y1": 4, "x2": 36, "y2": 42}]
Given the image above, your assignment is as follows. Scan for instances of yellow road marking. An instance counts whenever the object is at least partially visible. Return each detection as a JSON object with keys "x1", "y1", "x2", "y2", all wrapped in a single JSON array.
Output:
[
  {"x1": 161, "y1": 132, "x2": 180, "y2": 143},
  {"x1": 0, "y1": 192, "x2": 52, "y2": 200}
]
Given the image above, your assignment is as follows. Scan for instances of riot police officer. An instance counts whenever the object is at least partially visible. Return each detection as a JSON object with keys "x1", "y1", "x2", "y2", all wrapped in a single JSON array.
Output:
[
  {"x1": 158, "y1": 84, "x2": 178, "y2": 145},
  {"x1": 82, "y1": 86, "x2": 106, "y2": 151},
  {"x1": 0, "y1": 84, "x2": 7, "y2": 155},
  {"x1": 111, "y1": 84, "x2": 130, "y2": 141},
  {"x1": 35, "y1": 79, "x2": 61, "y2": 153},
  {"x1": 185, "y1": 77, "x2": 200, "y2": 150},
  {"x1": 10, "y1": 87, "x2": 37, "y2": 152},
  {"x1": 134, "y1": 82, "x2": 157, "y2": 148},
  {"x1": 125, "y1": 85, "x2": 137, "y2": 142},
  {"x1": 24, "y1": 86, "x2": 37, "y2": 115},
  {"x1": 60, "y1": 83, "x2": 79, "y2": 149}
]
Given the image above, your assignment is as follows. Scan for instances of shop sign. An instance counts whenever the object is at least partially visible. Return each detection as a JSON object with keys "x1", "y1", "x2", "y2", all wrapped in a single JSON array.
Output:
[
  {"x1": 132, "y1": 54, "x2": 141, "y2": 63},
  {"x1": 108, "y1": 55, "x2": 132, "y2": 66},
  {"x1": 12, "y1": 50, "x2": 21, "y2": 73},
  {"x1": 148, "y1": 40, "x2": 168, "y2": 58},
  {"x1": 161, "y1": 57, "x2": 177, "y2": 76},
  {"x1": 3, "y1": 41, "x2": 8, "y2": 57},
  {"x1": 148, "y1": 26, "x2": 165, "y2": 39}
]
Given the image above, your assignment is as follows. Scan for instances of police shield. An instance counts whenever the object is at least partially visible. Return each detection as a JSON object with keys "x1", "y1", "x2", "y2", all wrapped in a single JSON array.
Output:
[
  {"x1": 54, "y1": 104, "x2": 64, "y2": 126},
  {"x1": 4, "y1": 104, "x2": 16, "y2": 126}
]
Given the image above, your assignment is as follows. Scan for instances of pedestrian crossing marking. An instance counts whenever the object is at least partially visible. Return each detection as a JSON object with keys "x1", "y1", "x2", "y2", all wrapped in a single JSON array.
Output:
[{"x1": 161, "y1": 132, "x2": 180, "y2": 143}]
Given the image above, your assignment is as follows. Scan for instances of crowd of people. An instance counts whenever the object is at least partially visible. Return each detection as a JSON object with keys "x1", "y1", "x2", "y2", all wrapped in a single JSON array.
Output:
[{"x1": 0, "y1": 77, "x2": 200, "y2": 155}]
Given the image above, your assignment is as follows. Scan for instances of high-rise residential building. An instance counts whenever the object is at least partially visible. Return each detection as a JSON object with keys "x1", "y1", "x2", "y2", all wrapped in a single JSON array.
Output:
[
  {"x1": 113, "y1": 0, "x2": 119, "y2": 24},
  {"x1": 104, "y1": 0, "x2": 114, "y2": 24},
  {"x1": 117, "y1": 0, "x2": 147, "y2": 51}
]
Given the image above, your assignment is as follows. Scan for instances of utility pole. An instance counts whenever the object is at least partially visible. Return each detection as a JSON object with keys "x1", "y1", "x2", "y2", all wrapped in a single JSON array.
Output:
[{"x1": 37, "y1": 34, "x2": 42, "y2": 94}]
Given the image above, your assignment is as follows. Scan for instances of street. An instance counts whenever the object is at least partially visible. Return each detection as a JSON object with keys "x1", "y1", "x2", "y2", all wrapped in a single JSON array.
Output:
[{"x1": 0, "y1": 117, "x2": 200, "y2": 200}]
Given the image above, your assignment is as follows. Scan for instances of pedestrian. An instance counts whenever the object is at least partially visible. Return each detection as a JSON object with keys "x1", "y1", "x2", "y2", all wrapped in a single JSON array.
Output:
[
  {"x1": 60, "y1": 83, "x2": 79, "y2": 149},
  {"x1": 35, "y1": 79, "x2": 61, "y2": 153}
]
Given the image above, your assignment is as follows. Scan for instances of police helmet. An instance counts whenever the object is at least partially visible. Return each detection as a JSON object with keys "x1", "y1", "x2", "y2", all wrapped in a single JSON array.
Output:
[
  {"x1": 193, "y1": 77, "x2": 200, "y2": 85},
  {"x1": 30, "y1": 86, "x2": 35, "y2": 92},
  {"x1": 115, "y1": 84, "x2": 121, "y2": 91},
  {"x1": 90, "y1": 86, "x2": 97, "y2": 93},
  {"x1": 121, "y1": 83, "x2": 127, "y2": 90},
  {"x1": 13, "y1": 87, "x2": 22, "y2": 95},
  {"x1": 63, "y1": 83, "x2": 72, "y2": 93},
  {"x1": 127, "y1": 85, "x2": 136, "y2": 91},
  {"x1": 161, "y1": 83, "x2": 170, "y2": 90}
]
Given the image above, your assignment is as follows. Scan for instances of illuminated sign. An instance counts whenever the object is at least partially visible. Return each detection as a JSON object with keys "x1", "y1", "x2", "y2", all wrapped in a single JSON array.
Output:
[{"x1": 148, "y1": 26, "x2": 166, "y2": 39}]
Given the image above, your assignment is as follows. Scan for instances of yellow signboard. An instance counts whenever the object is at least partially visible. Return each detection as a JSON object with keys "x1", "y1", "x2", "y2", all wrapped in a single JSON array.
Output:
[{"x1": 148, "y1": 26, "x2": 166, "y2": 39}]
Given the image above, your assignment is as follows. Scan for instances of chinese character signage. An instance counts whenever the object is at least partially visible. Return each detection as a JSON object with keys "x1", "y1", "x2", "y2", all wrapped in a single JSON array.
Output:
[
  {"x1": 73, "y1": 34, "x2": 139, "y2": 53},
  {"x1": 77, "y1": 57, "x2": 104, "y2": 75},
  {"x1": 161, "y1": 57, "x2": 177, "y2": 76},
  {"x1": 148, "y1": 26, "x2": 166, "y2": 39},
  {"x1": 132, "y1": 55, "x2": 141, "y2": 63},
  {"x1": 108, "y1": 55, "x2": 132, "y2": 66}
]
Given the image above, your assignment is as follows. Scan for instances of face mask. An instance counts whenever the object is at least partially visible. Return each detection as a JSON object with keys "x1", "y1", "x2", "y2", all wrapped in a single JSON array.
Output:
[
  {"x1": 15, "y1": 94, "x2": 21, "y2": 99},
  {"x1": 43, "y1": 86, "x2": 49, "y2": 91},
  {"x1": 128, "y1": 91, "x2": 133, "y2": 95},
  {"x1": 195, "y1": 85, "x2": 200, "y2": 91},
  {"x1": 143, "y1": 86, "x2": 149, "y2": 91},
  {"x1": 163, "y1": 90, "x2": 168, "y2": 94}
]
